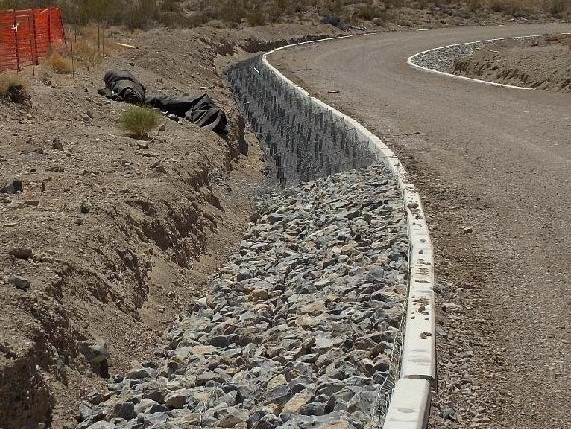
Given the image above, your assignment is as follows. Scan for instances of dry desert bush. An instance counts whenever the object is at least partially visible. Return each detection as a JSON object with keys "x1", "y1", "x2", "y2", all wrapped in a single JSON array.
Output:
[{"x1": 46, "y1": 51, "x2": 74, "y2": 74}]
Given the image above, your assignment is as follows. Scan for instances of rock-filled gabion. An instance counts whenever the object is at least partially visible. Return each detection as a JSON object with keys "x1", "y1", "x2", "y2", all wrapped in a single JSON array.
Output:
[
  {"x1": 77, "y1": 165, "x2": 408, "y2": 429},
  {"x1": 226, "y1": 56, "x2": 380, "y2": 186},
  {"x1": 411, "y1": 42, "x2": 482, "y2": 73}
]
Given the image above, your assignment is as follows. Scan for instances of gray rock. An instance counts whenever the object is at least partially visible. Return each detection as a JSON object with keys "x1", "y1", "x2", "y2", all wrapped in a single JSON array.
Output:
[
  {"x1": 86, "y1": 422, "x2": 116, "y2": 429},
  {"x1": 237, "y1": 268, "x2": 252, "y2": 281},
  {"x1": 216, "y1": 406, "x2": 248, "y2": 427},
  {"x1": 5, "y1": 275, "x2": 30, "y2": 291},
  {"x1": 299, "y1": 402, "x2": 326, "y2": 416},
  {"x1": 251, "y1": 413, "x2": 281, "y2": 429},
  {"x1": 209, "y1": 335, "x2": 233, "y2": 348},
  {"x1": 165, "y1": 389, "x2": 190, "y2": 409},
  {"x1": 0, "y1": 179, "x2": 23, "y2": 194},
  {"x1": 347, "y1": 390, "x2": 377, "y2": 415},
  {"x1": 8, "y1": 247, "x2": 33, "y2": 259},
  {"x1": 74, "y1": 165, "x2": 408, "y2": 429},
  {"x1": 142, "y1": 388, "x2": 166, "y2": 404},
  {"x1": 126, "y1": 367, "x2": 153, "y2": 380},
  {"x1": 52, "y1": 137, "x2": 64, "y2": 150},
  {"x1": 78, "y1": 403, "x2": 93, "y2": 421},
  {"x1": 83, "y1": 340, "x2": 108, "y2": 366},
  {"x1": 108, "y1": 401, "x2": 136, "y2": 420},
  {"x1": 133, "y1": 398, "x2": 157, "y2": 414},
  {"x1": 264, "y1": 384, "x2": 292, "y2": 406}
]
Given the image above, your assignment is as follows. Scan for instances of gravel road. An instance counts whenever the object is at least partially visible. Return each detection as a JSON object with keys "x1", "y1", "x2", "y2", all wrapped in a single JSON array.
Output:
[{"x1": 271, "y1": 23, "x2": 571, "y2": 429}]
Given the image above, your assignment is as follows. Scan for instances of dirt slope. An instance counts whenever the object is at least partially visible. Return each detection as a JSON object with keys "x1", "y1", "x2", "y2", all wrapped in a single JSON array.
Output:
[
  {"x1": 454, "y1": 33, "x2": 571, "y2": 91},
  {"x1": 271, "y1": 23, "x2": 571, "y2": 429},
  {"x1": 0, "y1": 23, "x2": 339, "y2": 429}
]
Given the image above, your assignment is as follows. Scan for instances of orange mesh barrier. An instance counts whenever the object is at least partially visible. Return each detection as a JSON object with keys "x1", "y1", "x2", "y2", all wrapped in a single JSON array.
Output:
[{"x1": 0, "y1": 7, "x2": 65, "y2": 71}]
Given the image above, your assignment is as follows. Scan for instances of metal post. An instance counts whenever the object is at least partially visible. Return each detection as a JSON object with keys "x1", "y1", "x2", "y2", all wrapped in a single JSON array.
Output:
[
  {"x1": 70, "y1": 38, "x2": 75, "y2": 78},
  {"x1": 31, "y1": 10, "x2": 38, "y2": 65},
  {"x1": 13, "y1": 9, "x2": 20, "y2": 72},
  {"x1": 27, "y1": 17, "x2": 33, "y2": 67},
  {"x1": 59, "y1": 8, "x2": 67, "y2": 47},
  {"x1": 47, "y1": 8, "x2": 51, "y2": 45}
]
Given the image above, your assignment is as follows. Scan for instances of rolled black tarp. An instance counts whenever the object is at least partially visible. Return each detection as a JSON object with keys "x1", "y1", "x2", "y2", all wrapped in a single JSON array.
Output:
[{"x1": 98, "y1": 70, "x2": 228, "y2": 136}]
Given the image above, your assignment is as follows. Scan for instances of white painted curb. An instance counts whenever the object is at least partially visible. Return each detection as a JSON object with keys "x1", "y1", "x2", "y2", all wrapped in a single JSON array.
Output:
[
  {"x1": 260, "y1": 34, "x2": 435, "y2": 428},
  {"x1": 407, "y1": 33, "x2": 571, "y2": 90},
  {"x1": 383, "y1": 379, "x2": 431, "y2": 429}
]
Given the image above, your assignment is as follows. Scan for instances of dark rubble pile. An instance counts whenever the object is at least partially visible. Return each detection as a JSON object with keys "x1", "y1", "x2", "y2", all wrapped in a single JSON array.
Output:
[{"x1": 77, "y1": 165, "x2": 409, "y2": 429}]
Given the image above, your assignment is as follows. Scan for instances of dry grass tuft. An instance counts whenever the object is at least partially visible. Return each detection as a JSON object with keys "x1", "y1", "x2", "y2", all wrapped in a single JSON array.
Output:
[
  {"x1": 72, "y1": 39, "x2": 103, "y2": 67},
  {"x1": 47, "y1": 51, "x2": 74, "y2": 74}
]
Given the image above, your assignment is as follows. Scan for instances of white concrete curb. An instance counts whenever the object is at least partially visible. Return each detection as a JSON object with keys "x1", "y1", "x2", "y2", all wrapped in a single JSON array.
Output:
[
  {"x1": 260, "y1": 34, "x2": 435, "y2": 428},
  {"x1": 407, "y1": 33, "x2": 571, "y2": 90},
  {"x1": 383, "y1": 379, "x2": 431, "y2": 429}
]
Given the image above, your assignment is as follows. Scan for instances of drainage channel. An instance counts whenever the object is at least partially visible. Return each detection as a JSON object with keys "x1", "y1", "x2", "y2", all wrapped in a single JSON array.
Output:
[{"x1": 75, "y1": 46, "x2": 420, "y2": 429}]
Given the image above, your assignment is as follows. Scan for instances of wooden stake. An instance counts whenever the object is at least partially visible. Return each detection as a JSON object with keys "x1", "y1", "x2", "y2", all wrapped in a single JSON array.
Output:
[{"x1": 70, "y1": 39, "x2": 75, "y2": 78}]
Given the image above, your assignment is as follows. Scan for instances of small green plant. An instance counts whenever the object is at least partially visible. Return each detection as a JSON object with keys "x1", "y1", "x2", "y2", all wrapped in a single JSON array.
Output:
[{"x1": 119, "y1": 106, "x2": 160, "y2": 139}]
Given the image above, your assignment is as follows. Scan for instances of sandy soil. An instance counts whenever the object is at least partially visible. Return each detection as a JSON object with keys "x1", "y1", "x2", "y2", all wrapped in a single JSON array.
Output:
[
  {"x1": 454, "y1": 33, "x2": 571, "y2": 91},
  {"x1": 0, "y1": 23, "x2": 339, "y2": 429}
]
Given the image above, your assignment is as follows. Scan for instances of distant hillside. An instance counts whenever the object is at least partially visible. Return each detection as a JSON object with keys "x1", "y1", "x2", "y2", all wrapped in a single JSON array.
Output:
[{"x1": 0, "y1": 0, "x2": 568, "y2": 29}]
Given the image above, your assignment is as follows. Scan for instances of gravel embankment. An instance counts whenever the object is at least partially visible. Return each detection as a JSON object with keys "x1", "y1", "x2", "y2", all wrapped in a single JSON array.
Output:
[
  {"x1": 76, "y1": 164, "x2": 408, "y2": 429},
  {"x1": 411, "y1": 43, "x2": 481, "y2": 73},
  {"x1": 411, "y1": 34, "x2": 571, "y2": 92},
  {"x1": 454, "y1": 34, "x2": 571, "y2": 91}
]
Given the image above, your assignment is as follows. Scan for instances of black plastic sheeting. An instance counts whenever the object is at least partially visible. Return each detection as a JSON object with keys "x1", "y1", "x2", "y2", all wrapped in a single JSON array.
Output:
[{"x1": 99, "y1": 70, "x2": 228, "y2": 136}]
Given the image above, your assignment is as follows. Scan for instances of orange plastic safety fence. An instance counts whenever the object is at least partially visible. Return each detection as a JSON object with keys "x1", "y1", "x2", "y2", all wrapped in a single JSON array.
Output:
[{"x1": 0, "y1": 7, "x2": 65, "y2": 71}]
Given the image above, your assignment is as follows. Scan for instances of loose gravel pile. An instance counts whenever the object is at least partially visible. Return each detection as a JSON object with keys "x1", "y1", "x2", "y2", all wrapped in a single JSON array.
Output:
[{"x1": 76, "y1": 164, "x2": 409, "y2": 429}]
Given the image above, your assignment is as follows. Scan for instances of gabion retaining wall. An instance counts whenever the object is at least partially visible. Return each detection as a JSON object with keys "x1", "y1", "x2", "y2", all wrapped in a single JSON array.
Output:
[
  {"x1": 226, "y1": 55, "x2": 380, "y2": 186},
  {"x1": 226, "y1": 54, "x2": 406, "y2": 426},
  {"x1": 226, "y1": 41, "x2": 436, "y2": 428}
]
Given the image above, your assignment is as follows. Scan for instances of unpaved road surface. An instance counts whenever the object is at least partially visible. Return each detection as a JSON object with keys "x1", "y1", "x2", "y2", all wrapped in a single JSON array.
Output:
[{"x1": 272, "y1": 23, "x2": 571, "y2": 428}]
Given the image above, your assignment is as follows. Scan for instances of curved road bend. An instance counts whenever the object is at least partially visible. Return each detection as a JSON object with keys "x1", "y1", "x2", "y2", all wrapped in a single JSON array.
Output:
[{"x1": 270, "y1": 24, "x2": 571, "y2": 428}]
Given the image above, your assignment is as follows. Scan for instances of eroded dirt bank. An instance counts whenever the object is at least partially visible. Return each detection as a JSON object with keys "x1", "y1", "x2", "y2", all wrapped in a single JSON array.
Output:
[
  {"x1": 453, "y1": 33, "x2": 571, "y2": 91},
  {"x1": 0, "y1": 23, "x2": 339, "y2": 429}
]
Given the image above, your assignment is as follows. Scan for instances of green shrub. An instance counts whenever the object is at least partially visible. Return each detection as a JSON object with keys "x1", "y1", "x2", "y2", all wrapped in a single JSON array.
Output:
[
  {"x1": 119, "y1": 106, "x2": 160, "y2": 139},
  {"x1": 355, "y1": 4, "x2": 386, "y2": 20},
  {"x1": 544, "y1": 0, "x2": 569, "y2": 17},
  {"x1": 219, "y1": 0, "x2": 245, "y2": 25},
  {"x1": 487, "y1": 0, "x2": 534, "y2": 15},
  {"x1": 247, "y1": 10, "x2": 267, "y2": 26}
]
